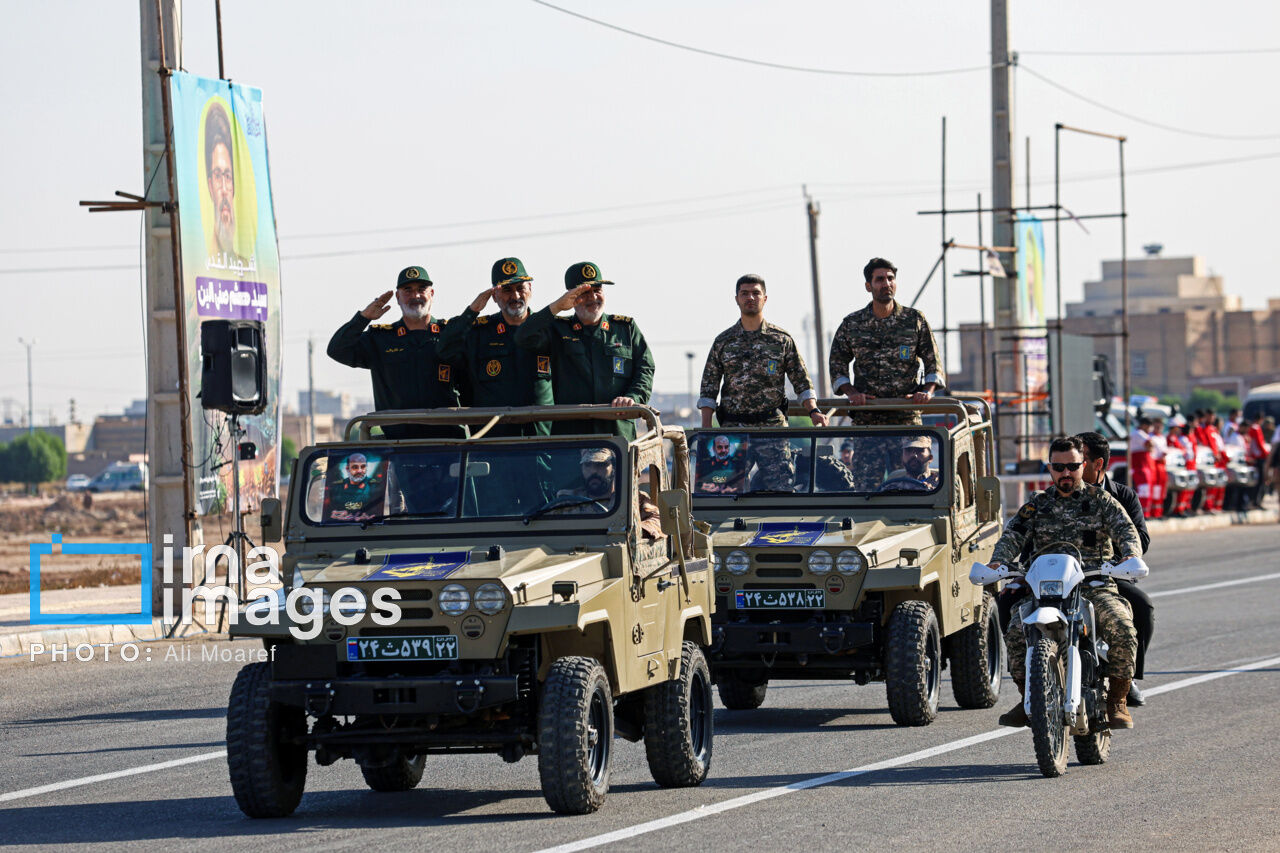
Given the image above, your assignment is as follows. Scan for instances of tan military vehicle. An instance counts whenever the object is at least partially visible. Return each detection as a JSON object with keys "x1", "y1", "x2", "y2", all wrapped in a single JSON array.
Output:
[
  {"x1": 226, "y1": 406, "x2": 714, "y2": 816},
  {"x1": 691, "y1": 397, "x2": 1003, "y2": 726}
]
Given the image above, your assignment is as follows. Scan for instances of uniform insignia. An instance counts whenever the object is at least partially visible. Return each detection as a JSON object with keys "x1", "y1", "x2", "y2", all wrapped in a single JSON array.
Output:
[
  {"x1": 485, "y1": 359, "x2": 502, "y2": 377},
  {"x1": 611, "y1": 314, "x2": 632, "y2": 322},
  {"x1": 437, "y1": 365, "x2": 451, "y2": 382},
  {"x1": 612, "y1": 356, "x2": 626, "y2": 375},
  {"x1": 430, "y1": 323, "x2": 440, "y2": 333},
  {"x1": 897, "y1": 344, "x2": 912, "y2": 361},
  {"x1": 582, "y1": 264, "x2": 597, "y2": 280},
  {"x1": 371, "y1": 323, "x2": 392, "y2": 330},
  {"x1": 537, "y1": 356, "x2": 551, "y2": 375},
  {"x1": 601, "y1": 319, "x2": 610, "y2": 332},
  {"x1": 476, "y1": 316, "x2": 489, "y2": 325},
  {"x1": 396, "y1": 326, "x2": 406, "y2": 337},
  {"x1": 766, "y1": 359, "x2": 778, "y2": 375},
  {"x1": 385, "y1": 347, "x2": 404, "y2": 353},
  {"x1": 1018, "y1": 504, "x2": 1036, "y2": 519},
  {"x1": 573, "y1": 323, "x2": 582, "y2": 331},
  {"x1": 405, "y1": 267, "x2": 420, "y2": 280},
  {"x1": 502, "y1": 260, "x2": 518, "y2": 276},
  {"x1": 496, "y1": 322, "x2": 506, "y2": 334}
]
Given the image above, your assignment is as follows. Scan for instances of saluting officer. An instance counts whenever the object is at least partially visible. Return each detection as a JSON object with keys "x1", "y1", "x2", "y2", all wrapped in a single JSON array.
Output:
[
  {"x1": 515, "y1": 261, "x2": 654, "y2": 440},
  {"x1": 698, "y1": 274, "x2": 826, "y2": 490},
  {"x1": 327, "y1": 265, "x2": 463, "y2": 438},
  {"x1": 437, "y1": 257, "x2": 553, "y2": 436}
]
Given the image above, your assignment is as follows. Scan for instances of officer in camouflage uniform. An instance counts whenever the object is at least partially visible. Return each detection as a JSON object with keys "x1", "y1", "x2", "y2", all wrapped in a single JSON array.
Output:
[
  {"x1": 989, "y1": 435, "x2": 1142, "y2": 729},
  {"x1": 327, "y1": 265, "x2": 464, "y2": 438},
  {"x1": 698, "y1": 274, "x2": 828, "y2": 490},
  {"x1": 437, "y1": 257, "x2": 554, "y2": 436},
  {"x1": 828, "y1": 257, "x2": 944, "y2": 489},
  {"x1": 514, "y1": 261, "x2": 654, "y2": 440}
]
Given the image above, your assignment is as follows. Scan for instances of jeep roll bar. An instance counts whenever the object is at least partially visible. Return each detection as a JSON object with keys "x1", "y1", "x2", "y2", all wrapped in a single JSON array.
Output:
[{"x1": 344, "y1": 404, "x2": 663, "y2": 441}]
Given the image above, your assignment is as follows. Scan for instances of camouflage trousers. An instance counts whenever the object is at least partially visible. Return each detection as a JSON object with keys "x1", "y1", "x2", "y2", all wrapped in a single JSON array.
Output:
[
  {"x1": 1005, "y1": 584, "x2": 1136, "y2": 681},
  {"x1": 845, "y1": 410, "x2": 922, "y2": 491},
  {"x1": 724, "y1": 414, "x2": 795, "y2": 491}
]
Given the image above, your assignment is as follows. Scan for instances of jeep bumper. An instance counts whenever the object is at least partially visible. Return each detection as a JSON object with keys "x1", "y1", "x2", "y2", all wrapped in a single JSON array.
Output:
[
  {"x1": 710, "y1": 619, "x2": 875, "y2": 658},
  {"x1": 269, "y1": 675, "x2": 520, "y2": 717}
]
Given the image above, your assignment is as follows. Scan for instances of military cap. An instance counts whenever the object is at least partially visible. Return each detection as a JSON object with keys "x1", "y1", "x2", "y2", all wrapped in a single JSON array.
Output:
[
  {"x1": 580, "y1": 447, "x2": 612, "y2": 464},
  {"x1": 396, "y1": 266, "x2": 433, "y2": 287},
  {"x1": 902, "y1": 435, "x2": 932, "y2": 450},
  {"x1": 492, "y1": 257, "x2": 533, "y2": 287},
  {"x1": 565, "y1": 261, "x2": 614, "y2": 289}
]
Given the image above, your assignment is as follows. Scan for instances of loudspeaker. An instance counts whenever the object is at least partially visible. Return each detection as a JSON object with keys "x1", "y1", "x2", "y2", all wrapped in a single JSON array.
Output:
[{"x1": 201, "y1": 319, "x2": 267, "y2": 415}]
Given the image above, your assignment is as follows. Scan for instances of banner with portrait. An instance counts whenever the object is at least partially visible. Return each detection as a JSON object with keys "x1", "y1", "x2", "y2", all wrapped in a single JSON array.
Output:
[
  {"x1": 1014, "y1": 213, "x2": 1049, "y2": 447},
  {"x1": 169, "y1": 72, "x2": 282, "y2": 516}
]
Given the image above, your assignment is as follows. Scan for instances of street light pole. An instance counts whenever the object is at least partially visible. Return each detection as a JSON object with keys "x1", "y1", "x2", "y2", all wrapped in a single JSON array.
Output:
[
  {"x1": 685, "y1": 352, "x2": 696, "y2": 420},
  {"x1": 17, "y1": 338, "x2": 34, "y2": 435}
]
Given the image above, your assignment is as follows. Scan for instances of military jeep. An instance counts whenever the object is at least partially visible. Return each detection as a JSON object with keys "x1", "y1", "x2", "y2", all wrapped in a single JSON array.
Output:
[
  {"x1": 691, "y1": 397, "x2": 1003, "y2": 726},
  {"x1": 227, "y1": 405, "x2": 714, "y2": 816}
]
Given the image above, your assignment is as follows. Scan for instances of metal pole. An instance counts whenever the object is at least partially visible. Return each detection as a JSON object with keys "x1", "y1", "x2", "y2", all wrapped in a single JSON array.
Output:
[
  {"x1": 685, "y1": 351, "x2": 695, "y2": 417},
  {"x1": 307, "y1": 337, "x2": 316, "y2": 445},
  {"x1": 1120, "y1": 137, "x2": 1132, "y2": 491},
  {"x1": 18, "y1": 339, "x2": 34, "y2": 435},
  {"x1": 940, "y1": 116, "x2": 949, "y2": 376},
  {"x1": 1054, "y1": 124, "x2": 1063, "y2": 436},
  {"x1": 1025, "y1": 136, "x2": 1031, "y2": 212},
  {"x1": 214, "y1": 0, "x2": 226, "y2": 79},
  {"x1": 990, "y1": 0, "x2": 1018, "y2": 464},
  {"x1": 804, "y1": 186, "x2": 828, "y2": 394},
  {"x1": 976, "y1": 194, "x2": 988, "y2": 392}
]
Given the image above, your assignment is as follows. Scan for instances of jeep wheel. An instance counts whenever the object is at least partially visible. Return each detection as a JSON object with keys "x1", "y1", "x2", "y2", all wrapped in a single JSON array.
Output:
[
  {"x1": 644, "y1": 642, "x2": 713, "y2": 788},
  {"x1": 885, "y1": 600, "x2": 942, "y2": 726},
  {"x1": 716, "y1": 673, "x2": 768, "y2": 710},
  {"x1": 226, "y1": 662, "x2": 308, "y2": 818},
  {"x1": 949, "y1": 591, "x2": 1004, "y2": 709},
  {"x1": 360, "y1": 753, "x2": 425, "y2": 792},
  {"x1": 537, "y1": 656, "x2": 613, "y2": 814}
]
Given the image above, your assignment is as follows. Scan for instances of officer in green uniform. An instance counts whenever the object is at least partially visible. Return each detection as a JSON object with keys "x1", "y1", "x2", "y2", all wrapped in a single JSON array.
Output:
[
  {"x1": 437, "y1": 257, "x2": 553, "y2": 436},
  {"x1": 514, "y1": 261, "x2": 654, "y2": 440},
  {"x1": 327, "y1": 265, "x2": 463, "y2": 438},
  {"x1": 322, "y1": 453, "x2": 387, "y2": 521}
]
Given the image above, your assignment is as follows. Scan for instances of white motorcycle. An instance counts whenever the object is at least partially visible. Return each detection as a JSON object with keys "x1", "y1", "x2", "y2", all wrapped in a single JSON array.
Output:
[{"x1": 971, "y1": 548, "x2": 1149, "y2": 777}]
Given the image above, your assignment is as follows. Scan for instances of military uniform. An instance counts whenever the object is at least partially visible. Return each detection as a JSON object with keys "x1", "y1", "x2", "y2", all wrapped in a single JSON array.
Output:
[
  {"x1": 696, "y1": 447, "x2": 750, "y2": 493},
  {"x1": 323, "y1": 475, "x2": 385, "y2": 521},
  {"x1": 436, "y1": 257, "x2": 553, "y2": 436},
  {"x1": 992, "y1": 482, "x2": 1141, "y2": 682},
  {"x1": 698, "y1": 319, "x2": 815, "y2": 490},
  {"x1": 514, "y1": 261, "x2": 654, "y2": 440},
  {"x1": 327, "y1": 266, "x2": 463, "y2": 438}
]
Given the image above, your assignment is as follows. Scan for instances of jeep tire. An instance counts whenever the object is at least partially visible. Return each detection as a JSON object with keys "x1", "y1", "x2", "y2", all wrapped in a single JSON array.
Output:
[
  {"x1": 716, "y1": 673, "x2": 768, "y2": 710},
  {"x1": 644, "y1": 642, "x2": 713, "y2": 787},
  {"x1": 885, "y1": 600, "x2": 942, "y2": 726},
  {"x1": 537, "y1": 656, "x2": 613, "y2": 814},
  {"x1": 360, "y1": 753, "x2": 426, "y2": 792},
  {"x1": 227, "y1": 662, "x2": 308, "y2": 818},
  {"x1": 949, "y1": 590, "x2": 1004, "y2": 709}
]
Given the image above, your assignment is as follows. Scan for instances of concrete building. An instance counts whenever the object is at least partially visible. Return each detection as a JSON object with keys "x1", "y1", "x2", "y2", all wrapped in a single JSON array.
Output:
[
  {"x1": 90, "y1": 415, "x2": 146, "y2": 460},
  {"x1": 1066, "y1": 255, "x2": 1240, "y2": 318},
  {"x1": 297, "y1": 389, "x2": 355, "y2": 419}
]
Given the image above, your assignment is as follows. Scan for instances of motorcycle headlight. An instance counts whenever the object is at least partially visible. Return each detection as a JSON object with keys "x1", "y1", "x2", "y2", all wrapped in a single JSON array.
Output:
[
  {"x1": 836, "y1": 550, "x2": 863, "y2": 574},
  {"x1": 726, "y1": 550, "x2": 750, "y2": 575},
  {"x1": 807, "y1": 550, "x2": 833, "y2": 575},
  {"x1": 439, "y1": 583, "x2": 471, "y2": 615},
  {"x1": 1038, "y1": 580, "x2": 1064, "y2": 597},
  {"x1": 474, "y1": 582, "x2": 506, "y2": 615}
]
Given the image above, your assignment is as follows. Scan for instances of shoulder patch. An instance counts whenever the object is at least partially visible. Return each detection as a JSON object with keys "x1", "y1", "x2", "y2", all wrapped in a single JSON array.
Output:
[
  {"x1": 476, "y1": 316, "x2": 489, "y2": 325},
  {"x1": 1017, "y1": 503, "x2": 1037, "y2": 520},
  {"x1": 610, "y1": 314, "x2": 632, "y2": 323}
]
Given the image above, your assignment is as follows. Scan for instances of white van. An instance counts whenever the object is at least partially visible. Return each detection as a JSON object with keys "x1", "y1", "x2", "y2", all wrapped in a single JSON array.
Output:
[
  {"x1": 1243, "y1": 382, "x2": 1280, "y2": 423},
  {"x1": 88, "y1": 461, "x2": 148, "y2": 492}
]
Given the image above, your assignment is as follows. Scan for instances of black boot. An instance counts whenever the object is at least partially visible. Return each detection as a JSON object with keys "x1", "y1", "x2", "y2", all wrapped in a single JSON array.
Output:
[{"x1": 1127, "y1": 681, "x2": 1145, "y2": 707}]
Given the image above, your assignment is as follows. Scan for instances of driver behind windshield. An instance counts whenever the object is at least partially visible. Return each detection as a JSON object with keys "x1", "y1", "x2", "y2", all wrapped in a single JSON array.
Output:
[
  {"x1": 554, "y1": 448, "x2": 662, "y2": 538},
  {"x1": 897, "y1": 435, "x2": 939, "y2": 488}
]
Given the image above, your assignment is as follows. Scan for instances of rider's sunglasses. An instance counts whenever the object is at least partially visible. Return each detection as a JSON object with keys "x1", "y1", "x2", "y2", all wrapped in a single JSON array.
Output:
[{"x1": 1049, "y1": 462, "x2": 1083, "y2": 473}]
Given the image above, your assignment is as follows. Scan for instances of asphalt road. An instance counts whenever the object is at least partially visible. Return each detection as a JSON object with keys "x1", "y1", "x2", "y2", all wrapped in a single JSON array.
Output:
[{"x1": 2, "y1": 525, "x2": 1278, "y2": 852}]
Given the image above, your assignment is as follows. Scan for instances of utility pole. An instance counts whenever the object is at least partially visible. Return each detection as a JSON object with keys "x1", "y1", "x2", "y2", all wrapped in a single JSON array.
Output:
[
  {"x1": 685, "y1": 352, "x2": 696, "y2": 419},
  {"x1": 804, "y1": 186, "x2": 828, "y2": 395},
  {"x1": 307, "y1": 337, "x2": 316, "y2": 445},
  {"x1": 17, "y1": 338, "x2": 34, "y2": 435},
  {"x1": 990, "y1": 0, "x2": 1019, "y2": 467}
]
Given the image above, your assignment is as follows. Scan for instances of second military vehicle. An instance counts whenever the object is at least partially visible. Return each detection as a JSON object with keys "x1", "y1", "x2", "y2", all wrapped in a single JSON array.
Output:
[
  {"x1": 227, "y1": 405, "x2": 714, "y2": 816},
  {"x1": 691, "y1": 397, "x2": 1004, "y2": 726}
]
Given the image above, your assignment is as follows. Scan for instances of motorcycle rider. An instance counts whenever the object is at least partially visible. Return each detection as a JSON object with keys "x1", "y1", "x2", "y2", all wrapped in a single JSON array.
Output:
[{"x1": 988, "y1": 436, "x2": 1143, "y2": 730}]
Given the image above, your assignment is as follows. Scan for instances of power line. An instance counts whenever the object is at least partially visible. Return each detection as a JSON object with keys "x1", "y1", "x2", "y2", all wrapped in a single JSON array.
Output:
[
  {"x1": 1020, "y1": 64, "x2": 1280, "y2": 141},
  {"x1": 1020, "y1": 47, "x2": 1280, "y2": 57},
  {"x1": 528, "y1": 0, "x2": 997, "y2": 78}
]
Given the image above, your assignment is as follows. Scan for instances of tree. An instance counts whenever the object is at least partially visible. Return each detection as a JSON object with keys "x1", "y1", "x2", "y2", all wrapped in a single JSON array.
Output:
[
  {"x1": 1, "y1": 432, "x2": 67, "y2": 487},
  {"x1": 281, "y1": 437, "x2": 298, "y2": 472},
  {"x1": 1186, "y1": 387, "x2": 1241, "y2": 416}
]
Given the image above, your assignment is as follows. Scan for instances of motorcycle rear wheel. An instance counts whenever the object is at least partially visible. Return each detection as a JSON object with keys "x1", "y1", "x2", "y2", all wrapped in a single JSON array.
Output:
[
  {"x1": 1074, "y1": 685, "x2": 1112, "y2": 765},
  {"x1": 1028, "y1": 637, "x2": 1069, "y2": 777}
]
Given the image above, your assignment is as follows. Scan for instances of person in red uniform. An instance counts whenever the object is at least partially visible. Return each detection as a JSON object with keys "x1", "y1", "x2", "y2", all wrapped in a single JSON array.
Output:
[
  {"x1": 1167, "y1": 415, "x2": 1197, "y2": 516},
  {"x1": 1129, "y1": 416, "x2": 1156, "y2": 515},
  {"x1": 1202, "y1": 412, "x2": 1228, "y2": 512},
  {"x1": 1148, "y1": 417, "x2": 1168, "y2": 518}
]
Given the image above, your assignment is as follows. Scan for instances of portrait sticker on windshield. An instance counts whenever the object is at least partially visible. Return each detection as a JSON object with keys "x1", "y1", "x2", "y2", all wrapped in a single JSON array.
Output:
[
  {"x1": 361, "y1": 551, "x2": 471, "y2": 581},
  {"x1": 746, "y1": 522, "x2": 827, "y2": 547}
]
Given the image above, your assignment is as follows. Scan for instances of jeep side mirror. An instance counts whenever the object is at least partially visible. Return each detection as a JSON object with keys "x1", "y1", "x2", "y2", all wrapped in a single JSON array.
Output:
[
  {"x1": 260, "y1": 497, "x2": 282, "y2": 543},
  {"x1": 658, "y1": 488, "x2": 689, "y2": 541},
  {"x1": 976, "y1": 476, "x2": 1001, "y2": 520}
]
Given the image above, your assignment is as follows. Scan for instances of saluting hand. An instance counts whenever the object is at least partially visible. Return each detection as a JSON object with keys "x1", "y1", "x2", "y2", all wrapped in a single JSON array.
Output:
[
  {"x1": 360, "y1": 291, "x2": 394, "y2": 320},
  {"x1": 550, "y1": 284, "x2": 595, "y2": 314},
  {"x1": 469, "y1": 286, "x2": 498, "y2": 313}
]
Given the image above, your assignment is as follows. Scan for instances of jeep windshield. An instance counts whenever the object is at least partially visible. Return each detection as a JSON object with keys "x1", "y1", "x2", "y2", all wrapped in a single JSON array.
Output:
[
  {"x1": 690, "y1": 430, "x2": 943, "y2": 497},
  {"x1": 300, "y1": 443, "x2": 621, "y2": 525}
]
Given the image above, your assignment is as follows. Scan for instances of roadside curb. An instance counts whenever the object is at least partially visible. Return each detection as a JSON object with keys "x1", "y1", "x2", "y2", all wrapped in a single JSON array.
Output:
[
  {"x1": 0, "y1": 618, "x2": 225, "y2": 660},
  {"x1": 1148, "y1": 507, "x2": 1276, "y2": 536}
]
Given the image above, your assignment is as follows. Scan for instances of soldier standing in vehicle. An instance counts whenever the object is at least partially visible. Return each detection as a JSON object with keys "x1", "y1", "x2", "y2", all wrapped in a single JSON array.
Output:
[
  {"x1": 437, "y1": 257, "x2": 553, "y2": 436},
  {"x1": 828, "y1": 257, "x2": 944, "y2": 488},
  {"x1": 514, "y1": 261, "x2": 654, "y2": 440},
  {"x1": 988, "y1": 435, "x2": 1142, "y2": 730},
  {"x1": 697, "y1": 274, "x2": 827, "y2": 490},
  {"x1": 327, "y1": 265, "x2": 463, "y2": 438}
]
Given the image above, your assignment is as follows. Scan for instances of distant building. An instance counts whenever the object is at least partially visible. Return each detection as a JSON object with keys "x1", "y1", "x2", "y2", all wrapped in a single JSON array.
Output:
[
  {"x1": 1066, "y1": 255, "x2": 1240, "y2": 318},
  {"x1": 297, "y1": 390, "x2": 354, "y2": 418},
  {"x1": 90, "y1": 416, "x2": 145, "y2": 459}
]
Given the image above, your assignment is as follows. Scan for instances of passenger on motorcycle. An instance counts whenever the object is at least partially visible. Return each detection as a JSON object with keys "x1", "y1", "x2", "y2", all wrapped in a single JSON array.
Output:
[{"x1": 988, "y1": 436, "x2": 1143, "y2": 730}]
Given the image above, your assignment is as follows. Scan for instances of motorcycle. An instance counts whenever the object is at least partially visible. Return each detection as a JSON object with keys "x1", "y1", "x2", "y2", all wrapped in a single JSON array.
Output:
[{"x1": 971, "y1": 548, "x2": 1149, "y2": 777}]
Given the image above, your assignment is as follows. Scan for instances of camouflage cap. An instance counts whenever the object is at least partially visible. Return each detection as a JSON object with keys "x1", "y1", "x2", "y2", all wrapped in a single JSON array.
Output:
[
  {"x1": 396, "y1": 266, "x2": 433, "y2": 287},
  {"x1": 565, "y1": 261, "x2": 614, "y2": 289},
  {"x1": 902, "y1": 435, "x2": 932, "y2": 450},
  {"x1": 580, "y1": 448, "x2": 612, "y2": 464},
  {"x1": 492, "y1": 257, "x2": 533, "y2": 287}
]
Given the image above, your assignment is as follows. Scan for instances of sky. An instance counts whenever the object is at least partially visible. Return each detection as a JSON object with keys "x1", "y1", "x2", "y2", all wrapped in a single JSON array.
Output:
[{"x1": 2, "y1": 0, "x2": 1278, "y2": 425}]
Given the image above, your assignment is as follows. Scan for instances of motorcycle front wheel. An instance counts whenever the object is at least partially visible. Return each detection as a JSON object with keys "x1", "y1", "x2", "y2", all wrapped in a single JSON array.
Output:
[{"x1": 1028, "y1": 636, "x2": 1069, "y2": 777}]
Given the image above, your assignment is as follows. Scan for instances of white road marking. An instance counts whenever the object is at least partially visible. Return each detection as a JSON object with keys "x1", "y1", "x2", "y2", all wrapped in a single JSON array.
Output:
[
  {"x1": 536, "y1": 654, "x2": 1280, "y2": 853},
  {"x1": 1148, "y1": 571, "x2": 1280, "y2": 599},
  {"x1": 0, "y1": 750, "x2": 225, "y2": 804}
]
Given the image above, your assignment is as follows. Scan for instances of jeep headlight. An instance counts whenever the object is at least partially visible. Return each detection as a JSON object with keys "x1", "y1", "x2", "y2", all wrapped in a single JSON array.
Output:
[
  {"x1": 726, "y1": 550, "x2": 750, "y2": 575},
  {"x1": 807, "y1": 550, "x2": 833, "y2": 574},
  {"x1": 290, "y1": 565, "x2": 304, "y2": 590},
  {"x1": 439, "y1": 583, "x2": 471, "y2": 615},
  {"x1": 836, "y1": 550, "x2": 863, "y2": 574},
  {"x1": 710, "y1": 551, "x2": 721, "y2": 570},
  {"x1": 1038, "y1": 580, "x2": 1064, "y2": 597},
  {"x1": 332, "y1": 591, "x2": 367, "y2": 620},
  {"x1": 297, "y1": 588, "x2": 330, "y2": 615},
  {"x1": 474, "y1": 582, "x2": 506, "y2": 615}
]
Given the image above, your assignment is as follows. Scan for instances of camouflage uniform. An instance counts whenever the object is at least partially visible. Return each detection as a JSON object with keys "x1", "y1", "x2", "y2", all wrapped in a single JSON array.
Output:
[
  {"x1": 698, "y1": 320, "x2": 815, "y2": 491},
  {"x1": 992, "y1": 482, "x2": 1141, "y2": 680},
  {"x1": 828, "y1": 301, "x2": 944, "y2": 487}
]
